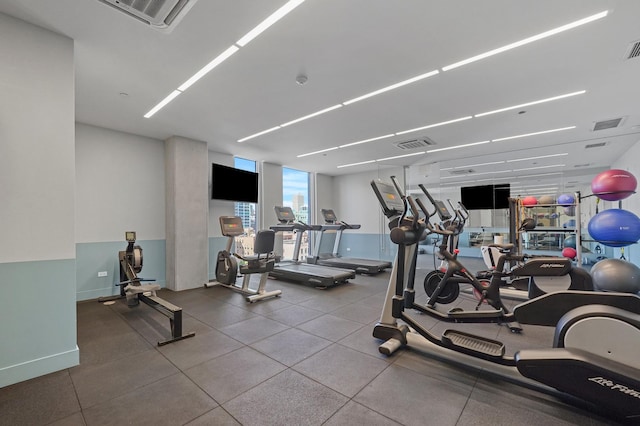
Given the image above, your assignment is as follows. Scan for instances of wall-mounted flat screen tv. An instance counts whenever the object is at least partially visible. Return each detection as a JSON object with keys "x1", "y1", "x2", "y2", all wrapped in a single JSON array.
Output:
[
  {"x1": 460, "y1": 184, "x2": 510, "y2": 210},
  {"x1": 211, "y1": 163, "x2": 259, "y2": 203}
]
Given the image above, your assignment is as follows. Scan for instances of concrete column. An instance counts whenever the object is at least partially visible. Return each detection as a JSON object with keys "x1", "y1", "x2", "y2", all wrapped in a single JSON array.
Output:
[{"x1": 165, "y1": 136, "x2": 209, "y2": 290}]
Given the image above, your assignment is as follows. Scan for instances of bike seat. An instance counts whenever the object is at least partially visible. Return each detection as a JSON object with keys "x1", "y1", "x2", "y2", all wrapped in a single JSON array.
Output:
[{"x1": 488, "y1": 243, "x2": 514, "y2": 252}]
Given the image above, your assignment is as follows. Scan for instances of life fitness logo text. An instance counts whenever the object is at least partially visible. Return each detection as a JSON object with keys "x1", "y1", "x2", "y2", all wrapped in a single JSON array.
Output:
[
  {"x1": 589, "y1": 377, "x2": 640, "y2": 399},
  {"x1": 540, "y1": 263, "x2": 565, "y2": 268}
]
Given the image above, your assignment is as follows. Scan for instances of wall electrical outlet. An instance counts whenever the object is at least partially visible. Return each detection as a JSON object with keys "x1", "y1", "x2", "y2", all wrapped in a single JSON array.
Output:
[{"x1": 98, "y1": 271, "x2": 108, "y2": 277}]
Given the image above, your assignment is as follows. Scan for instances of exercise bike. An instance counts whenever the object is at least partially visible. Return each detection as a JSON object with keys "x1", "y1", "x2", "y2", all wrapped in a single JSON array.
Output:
[
  {"x1": 420, "y1": 185, "x2": 592, "y2": 313},
  {"x1": 371, "y1": 177, "x2": 640, "y2": 422},
  {"x1": 207, "y1": 216, "x2": 282, "y2": 303}
]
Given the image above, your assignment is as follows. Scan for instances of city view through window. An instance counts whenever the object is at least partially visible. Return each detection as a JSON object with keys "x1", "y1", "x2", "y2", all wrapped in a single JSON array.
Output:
[
  {"x1": 231, "y1": 161, "x2": 310, "y2": 261},
  {"x1": 233, "y1": 158, "x2": 257, "y2": 257},
  {"x1": 282, "y1": 167, "x2": 310, "y2": 261}
]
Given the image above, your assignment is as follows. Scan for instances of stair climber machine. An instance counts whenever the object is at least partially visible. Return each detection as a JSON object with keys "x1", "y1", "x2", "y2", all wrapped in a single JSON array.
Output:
[
  {"x1": 208, "y1": 216, "x2": 282, "y2": 303},
  {"x1": 306, "y1": 208, "x2": 392, "y2": 274},
  {"x1": 370, "y1": 177, "x2": 640, "y2": 422},
  {"x1": 99, "y1": 232, "x2": 195, "y2": 346},
  {"x1": 420, "y1": 186, "x2": 593, "y2": 305},
  {"x1": 269, "y1": 206, "x2": 355, "y2": 288}
]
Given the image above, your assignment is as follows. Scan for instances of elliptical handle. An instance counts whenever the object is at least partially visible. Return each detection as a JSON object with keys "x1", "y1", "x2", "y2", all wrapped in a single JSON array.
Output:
[
  {"x1": 418, "y1": 184, "x2": 437, "y2": 206},
  {"x1": 390, "y1": 175, "x2": 405, "y2": 198}
]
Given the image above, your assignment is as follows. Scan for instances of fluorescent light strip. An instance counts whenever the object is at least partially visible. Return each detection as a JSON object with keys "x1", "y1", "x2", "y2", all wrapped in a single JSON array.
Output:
[
  {"x1": 517, "y1": 172, "x2": 563, "y2": 178},
  {"x1": 507, "y1": 153, "x2": 568, "y2": 162},
  {"x1": 337, "y1": 151, "x2": 425, "y2": 168},
  {"x1": 177, "y1": 46, "x2": 240, "y2": 92},
  {"x1": 475, "y1": 90, "x2": 586, "y2": 117},
  {"x1": 376, "y1": 152, "x2": 425, "y2": 162},
  {"x1": 512, "y1": 183, "x2": 561, "y2": 189},
  {"x1": 492, "y1": 126, "x2": 575, "y2": 142},
  {"x1": 280, "y1": 104, "x2": 343, "y2": 127},
  {"x1": 339, "y1": 134, "x2": 395, "y2": 148},
  {"x1": 236, "y1": 0, "x2": 305, "y2": 47},
  {"x1": 337, "y1": 160, "x2": 376, "y2": 169},
  {"x1": 442, "y1": 11, "x2": 608, "y2": 71},
  {"x1": 297, "y1": 147, "x2": 339, "y2": 158},
  {"x1": 146, "y1": 2, "x2": 304, "y2": 118},
  {"x1": 396, "y1": 116, "x2": 472, "y2": 136},
  {"x1": 512, "y1": 164, "x2": 565, "y2": 172},
  {"x1": 343, "y1": 70, "x2": 439, "y2": 105},
  {"x1": 427, "y1": 140, "x2": 490, "y2": 153},
  {"x1": 453, "y1": 160, "x2": 505, "y2": 169},
  {"x1": 144, "y1": 90, "x2": 182, "y2": 118},
  {"x1": 238, "y1": 126, "x2": 282, "y2": 142}
]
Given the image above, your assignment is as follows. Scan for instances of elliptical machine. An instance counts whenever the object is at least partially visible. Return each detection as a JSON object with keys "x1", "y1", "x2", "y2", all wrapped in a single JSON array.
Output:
[
  {"x1": 371, "y1": 177, "x2": 640, "y2": 422},
  {"x1": 207, "y1": 216, "x2": 282, "y2": 303}
]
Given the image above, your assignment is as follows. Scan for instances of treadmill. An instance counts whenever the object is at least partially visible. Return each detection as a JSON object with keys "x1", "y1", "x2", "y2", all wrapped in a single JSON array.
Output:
[
  {"x1": 269, "y1": 206, "x2": 355, "y2": 288},
  {"x1": 306, "y1": 209, "x2": 392, "y2": 274}
]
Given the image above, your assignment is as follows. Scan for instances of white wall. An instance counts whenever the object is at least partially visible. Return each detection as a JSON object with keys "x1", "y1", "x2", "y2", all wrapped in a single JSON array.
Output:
[
  {"x1": 76, "y1": 124, "x2": 165, "y2": 242},
  {"x1": 316, "y1": 173, "x2": 334, "y2": 218},
  {"x1": 333, "y1": 166, "x2": 405, "y2": 232},
  {"x1": 0, "y1": 13, "x2": 78, "y2": 387}
]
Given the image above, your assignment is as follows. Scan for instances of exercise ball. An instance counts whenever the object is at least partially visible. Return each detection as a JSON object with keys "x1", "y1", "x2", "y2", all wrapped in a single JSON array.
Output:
[
  {"x1": 588, "y1": 209, "x2": 640, "y2": 247},
  {"x1": 591, "y1": 258, "x2": 640, "y2": 294},
  {"x1": 563, "y1": 219, "x2": 576, "y2": 228},
  {"x1": 563, "y1": 235, "x2": 577, "y2": 249},
  {"x1": 591, "y1": 169, "x2": 637, "y2": 201},
  {"x1": 564, "y1": 206, "x2": 576, "y2": 216},
  {"x1": 558, "y1": 193, "x2": 575, "y2": 206},
  {"x1": 562, "y1": 247, "x2": 577, "y2": 259},
  {"x1": 539, "y1": 195, "x2": 555, "y2": 205},
  {"x1": 522, "y1": 196, "x2": 538, "y2": 207}
]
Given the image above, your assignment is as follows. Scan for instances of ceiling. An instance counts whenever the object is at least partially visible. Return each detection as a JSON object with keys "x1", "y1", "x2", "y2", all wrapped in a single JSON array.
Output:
[{"x1": 2, "y1": 0, "x2": 640, "y2": 192}]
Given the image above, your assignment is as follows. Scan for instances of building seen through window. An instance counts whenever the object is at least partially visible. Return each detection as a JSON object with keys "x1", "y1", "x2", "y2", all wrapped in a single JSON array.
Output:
[
  {"x1": 233, "y1": 157, "x2": 257, "y2": 257},
  {"x1": 283, "y1": 167, "x2": 310, "y2": 260}
]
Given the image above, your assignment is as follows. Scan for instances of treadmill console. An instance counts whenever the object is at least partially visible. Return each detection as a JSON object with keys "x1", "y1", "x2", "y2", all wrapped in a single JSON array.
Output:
[
  {"x1": 274, "y1": 206, "x2": 296, "y2": 224},
  {"x1": 371, "y1": 180, "x2": 404, "y2": 218},
  {"x1": 321, "y1": 209, "x2": 337, "y2": 224}
]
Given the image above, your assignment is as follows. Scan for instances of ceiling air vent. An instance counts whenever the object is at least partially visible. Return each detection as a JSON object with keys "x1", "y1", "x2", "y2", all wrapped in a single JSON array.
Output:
[
  {"x1": 574, "y1": 163, "x2": 590, "y2": 168},
  {"x1": 97, "y1": 0, "x2": 198, "y2": 32},
  {"x1": 626, "y1": 40, "x2": 640, "y2": 60},
  {"x1": 394, "y1": 137, "x2": 435, "y2": 150},
  {"x1": 592, "y1": 117, "x2": 624, "y2": 131},
  {"x1": 585, "y1": 142, "x2": 607, "y2": 149}
]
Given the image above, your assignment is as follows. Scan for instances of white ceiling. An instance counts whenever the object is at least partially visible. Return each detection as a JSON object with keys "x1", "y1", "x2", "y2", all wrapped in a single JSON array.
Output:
[{"x1": 2, "y1": 0, "x2": 640, "y2": 191}]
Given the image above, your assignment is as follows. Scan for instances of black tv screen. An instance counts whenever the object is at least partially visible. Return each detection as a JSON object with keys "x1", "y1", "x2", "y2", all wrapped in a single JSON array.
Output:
[
  {"x1": 211, "y1": 163, "x2": 259, "y2": 203},
  {"x1": 460, "y1": 184, "x2": 510, "y2": 210}
]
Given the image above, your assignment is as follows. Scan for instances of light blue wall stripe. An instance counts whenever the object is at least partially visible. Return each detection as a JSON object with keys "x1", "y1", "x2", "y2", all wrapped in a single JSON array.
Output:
[
  {"x1": 76, "y1": 240, "x2": 165, "y2": 301},
  {"x1": 336, "y1": 233, "x2": 397, "y2": 262},
  {"x1": 0, "y1": 259, "x2": 78, "y2": 387}
]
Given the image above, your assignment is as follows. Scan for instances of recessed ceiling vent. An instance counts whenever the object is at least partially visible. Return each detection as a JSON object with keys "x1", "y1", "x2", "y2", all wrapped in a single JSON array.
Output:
[
  {"x1": 626, "y1": 40, "x2": 640, "y2": 59},
  {"x1": 97, "y1": 0, "x2": 198, "y2": 32},
  {"x1": 574, "y1": 163, "x2": 590, "y2": 168},
  {"x1": 592, "y1": 117, "x2": 624, "y2": 131},
  {"x1": 394, "y1": 137, "x2": 435, "y2": 150},
  {"x1": 585, "y1": 142, "x2": 607, "y2": 149},
  {"x1": 450, "y1": 169, "x2": 475, "y2": 175}
]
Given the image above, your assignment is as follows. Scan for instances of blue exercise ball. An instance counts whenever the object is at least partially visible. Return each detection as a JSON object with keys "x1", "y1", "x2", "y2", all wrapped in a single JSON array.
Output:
[
  {"x1": 558, "y1": 193, "x2": 575, "y2": 206},
  {"x1": 563, "y1": 219, "x2": 576, "y2": 228},
  {"x1": 588, "y1": 209, "x2": 640, "y2": 247},
  {"x1": 564, "y1": 206, "x2": 576, "y2": 216},
  {"x1": 563, "y1": 235, "x2": 576, "y2": 249},
  {"x1": 591, "y1": 258, "x2": 640, "y2": 294}
]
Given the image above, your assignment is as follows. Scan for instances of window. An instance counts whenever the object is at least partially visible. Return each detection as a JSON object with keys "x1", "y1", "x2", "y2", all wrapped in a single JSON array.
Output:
[
  {"x1": 282, "y1": 167, "x2": 310, "y2": 260},
  {"x1": 233, "y1": 157, "x2": 257, "y2": 257}
]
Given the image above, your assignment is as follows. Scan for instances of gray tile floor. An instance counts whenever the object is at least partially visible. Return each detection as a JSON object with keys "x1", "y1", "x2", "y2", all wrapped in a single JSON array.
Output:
[{"x1": 0, "y1": 256, "x2": 623, "y2": 425}]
